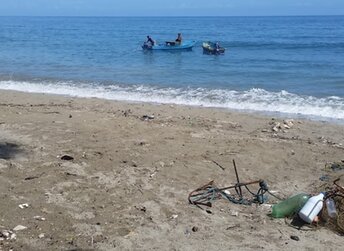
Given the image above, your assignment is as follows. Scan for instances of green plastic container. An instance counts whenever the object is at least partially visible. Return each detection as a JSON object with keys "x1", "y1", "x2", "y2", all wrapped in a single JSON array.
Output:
[{"x1": 271, "y1": 193, "x2": 310, "y2": 218}]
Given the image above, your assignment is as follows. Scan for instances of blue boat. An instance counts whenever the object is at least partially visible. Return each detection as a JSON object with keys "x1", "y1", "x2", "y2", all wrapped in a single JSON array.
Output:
[{"x1": 142, "y1": 40, "x2": 197, "y2": 51}]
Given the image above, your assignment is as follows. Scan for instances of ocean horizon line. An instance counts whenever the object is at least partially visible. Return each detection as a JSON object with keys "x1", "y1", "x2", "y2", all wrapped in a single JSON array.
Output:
[{"x1": 1, "y1": 14, "x2": 343, "y2": 18}]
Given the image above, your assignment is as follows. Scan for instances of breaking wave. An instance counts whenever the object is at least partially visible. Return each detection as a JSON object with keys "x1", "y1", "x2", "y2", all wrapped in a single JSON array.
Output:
[{"x1": 1, "y1": 79, "x2": 344, "y2": 121}]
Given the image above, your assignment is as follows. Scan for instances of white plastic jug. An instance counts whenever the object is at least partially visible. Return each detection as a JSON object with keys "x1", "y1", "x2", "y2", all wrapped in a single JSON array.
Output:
[{"x1": 298, "y1": 192, "x2": 324, "y2": 223}]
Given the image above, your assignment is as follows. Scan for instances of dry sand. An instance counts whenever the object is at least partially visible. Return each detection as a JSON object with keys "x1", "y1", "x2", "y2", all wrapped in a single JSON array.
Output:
[{"x1": 0, "y1": 90, "x2": 343, "y2": 251}]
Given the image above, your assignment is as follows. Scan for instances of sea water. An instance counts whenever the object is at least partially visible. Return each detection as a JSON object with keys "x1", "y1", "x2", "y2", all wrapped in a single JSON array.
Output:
[{"x1": 0, "y1": 16, "x2": 344, "y2": 121}]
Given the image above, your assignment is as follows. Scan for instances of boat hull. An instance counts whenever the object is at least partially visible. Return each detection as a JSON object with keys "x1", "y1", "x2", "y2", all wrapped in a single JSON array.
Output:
[{"x1": 142, "y1": 40, "x2": 196, "y2": 50}]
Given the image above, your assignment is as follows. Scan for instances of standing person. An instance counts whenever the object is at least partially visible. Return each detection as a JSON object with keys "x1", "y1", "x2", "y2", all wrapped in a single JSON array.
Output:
[
  {"x1": 175, "y1": 33, "x2": 182, "y2": 44},
  {"x1": 146, "y1": 35, "x2": 155, "y2": 46},
  {"x1": 215, "y1": 42, "x2": 220, "y2": 53}
]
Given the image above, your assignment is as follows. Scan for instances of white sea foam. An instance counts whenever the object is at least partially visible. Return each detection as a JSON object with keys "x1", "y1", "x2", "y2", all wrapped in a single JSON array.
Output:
[{"x1": 1, "y1": 80, "x2": 344, "y2": 121}]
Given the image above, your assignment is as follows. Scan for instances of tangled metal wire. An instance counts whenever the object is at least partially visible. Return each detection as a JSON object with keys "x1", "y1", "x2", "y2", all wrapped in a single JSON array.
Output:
[
  {"x1": 188, "y1": 160, "x2": 281, "y2": 208},
  {"x1": 322, "y1": 178, "x2": 344, "y2": 234}
]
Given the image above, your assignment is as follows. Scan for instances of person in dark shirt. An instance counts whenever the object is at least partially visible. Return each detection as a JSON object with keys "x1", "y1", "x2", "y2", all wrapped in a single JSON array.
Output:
[{"x1": 146, "y1": 35, "x2": 155, "y2": 46}]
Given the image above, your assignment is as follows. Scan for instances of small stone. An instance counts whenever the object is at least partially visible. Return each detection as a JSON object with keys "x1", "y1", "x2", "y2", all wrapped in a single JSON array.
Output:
[
  {"x1": 19, "y1": 203, "x2": 29, "y2": 209},
  {"x1": 61, "y1": 155, "x2": 74, "y2": 161},
  {"x1": 141, "y1": 115, "x2": 155, "y2": 120},
  {"x1": 290, "y1": 235, "x2": 299, "y2": 241},
  {"x1": 69, "y1": 114, "x2": 72, "y2": 118},
  {"x1": 272, "y1": 123, "x2": 281, "y2": 132},
  {"x1": 284, "y1": 119, "x2": 294, "y2": 127},
  {"x1": 13, "y1": 225, "x2": 27, "y2": 231},
  {"x1": 223, "y1": 190, "x2": 231, "y2": 196},
  {"x1": 135, "y1": 205, "x2": 146, "y2": 212},
  {"x1": 231, "y1": 211, "x2": 239, "y2": 217},
  {"x1": 34, "y1": 216, "x2": 46, "y2": 221},
  {"x1": 1, "y1": 230, "x2": 17, "y2": 240},
  {"x1": 1, "y1": 230, "x2": 10, "y2": 238}
]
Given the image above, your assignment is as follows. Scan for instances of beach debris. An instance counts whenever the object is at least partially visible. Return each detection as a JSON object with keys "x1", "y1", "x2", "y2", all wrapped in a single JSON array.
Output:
[
  {"x1": 65, "y1": 172, "x2": 77, "y2": 176},
  {"x1": 13, "y1": 225, "x2": 27, "y2": 231},
  {"x1": 24, "y1": 172, "x2": 44, "y2": 180},
  {"x1": 61, "y1": 155, "x2": 74, "y2": 161},
  {"x1": 319, "y1": 175, "x2": 330, "y2": 181},
  {"x1": 122, "y1": 109, "x2": 132, "y2": 117},
  {"x1": 223, "y1": 190, "x2": 231, "y2": 196},
  {"x1": 33, "y1": 216, "x2": 46, "y2": 221},
  {"x1": 231, "y1": 211, "x2": 239, "y2": 217},
  {"x1": 277, "y1": 177, "x2": 344, "y2": 234},
  {"x1": 141, "y1": 114, "x2": 155, "y2": 121},
  {"x1": 271, "y1": 119, "x2": 294, "y2": 132},
  {"x1": 272, "y1": 122, "x2": 281, "y2": 132},
  {"x1": 38, "y1": 233, "x2": 45, "y2": 239},
  {"x1": 290, "y1": 235, "x2": 300, "y2": 241},
  {"x1": 188, "y1": 160, "x2": 274, "y2": 208},
  {"x1": 325, "y1": 198, "x2": 337, "y2": 218},
  {"x1": 170, "y1": 214, "x2": 178, "y2": 219},
  {"x1": 299, "y1": 193, "x2": 324, "y2": 223},
  {"x1": 18, "y1": 203, "x2": 29, "y2": 209},
  {"x1": 226, "y1": 224, "x2": 240, "y2": 230},
  {"x1": 271, "y1": 193, "x2": 310, "y2": 218},
  {"x1": 209, "y1": 158, "x2": 225, "y2": 171},
  {"x1": 135, "y1": 205, "x2": 146, "y2": 213},
  {"x1": 192, "y1": 226, "x2": 198, "y2": 232},
  {"x1": 283, "y1": 119, "x2": 294, "y2": 128},
  {"x1": 0, "y1": 230, "x2": 16, "y2": 241},
  {"x1": 318, "y1": 137, "x2": 344, "y2": 149},
  {"x1": 149, "y1": 167, "x2": 158, "y2": 178},
  {"x1": 325, "y1": 161, "x2": 344, "y2": 172}
]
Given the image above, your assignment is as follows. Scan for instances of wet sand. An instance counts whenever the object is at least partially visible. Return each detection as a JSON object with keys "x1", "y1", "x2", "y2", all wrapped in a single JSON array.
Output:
[{"x1": 0, "y1": 90, "x2": 343, "y2": 251}]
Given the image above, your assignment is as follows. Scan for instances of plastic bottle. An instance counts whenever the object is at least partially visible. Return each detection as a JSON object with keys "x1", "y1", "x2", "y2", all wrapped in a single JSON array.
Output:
[
  {"x1": 298, "y1": 192, "x2": 324, "y2": 223},
  {"x1": 271, "y1": 193, "x2": 310, "y2": 218},
  {"x1": 325, "y1": 198, "x2": 337, "y2": 218}
]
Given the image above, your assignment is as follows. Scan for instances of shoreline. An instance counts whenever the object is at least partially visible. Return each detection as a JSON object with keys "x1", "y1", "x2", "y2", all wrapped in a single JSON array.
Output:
[
  {"x1": 1, "y1": 78, "x2": 344, "y2": 122},
  {"x1": 0, "y1": 89, "x2": 344, "y2": 250}
]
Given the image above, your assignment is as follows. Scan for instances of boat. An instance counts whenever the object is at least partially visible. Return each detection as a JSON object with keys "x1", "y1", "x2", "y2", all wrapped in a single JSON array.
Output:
[
  {"x1": 202, "y1": 41, "x2": 225, "y2": 55},
  {"x1": 142, "y1": 40, "x2": 197, "y2": 51}
]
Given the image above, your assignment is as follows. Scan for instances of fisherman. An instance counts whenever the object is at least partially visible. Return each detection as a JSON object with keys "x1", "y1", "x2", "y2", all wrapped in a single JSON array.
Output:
[
  {"x1": 175, "y1": 33, "x2": 182, "y2": 44},
  {"x1": 215, "y1": 42, "x2": 220, "y2": 53},
  {"x1": 146, "y1": 35, "x2": 155, "y2": 46}
]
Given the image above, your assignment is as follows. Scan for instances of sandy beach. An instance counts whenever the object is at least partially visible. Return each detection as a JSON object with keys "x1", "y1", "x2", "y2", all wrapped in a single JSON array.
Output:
[{"x1": 0, "y1": 90, "x2": 343, "y2": 251}]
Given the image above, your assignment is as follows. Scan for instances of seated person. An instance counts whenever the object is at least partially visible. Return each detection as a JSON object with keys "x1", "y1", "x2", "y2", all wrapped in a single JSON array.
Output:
[
  {"x1": 165, "y1": 33, "x2": 183, "y2": 46},
  {"x1": 175, "y1": 33, "x2": 182, "y2": 44}
]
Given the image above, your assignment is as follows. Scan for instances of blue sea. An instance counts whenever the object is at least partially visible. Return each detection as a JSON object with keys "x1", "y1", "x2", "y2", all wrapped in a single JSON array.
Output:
[{"x1": 1, "y1": 16, "x2": 344, "y2": 121}]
